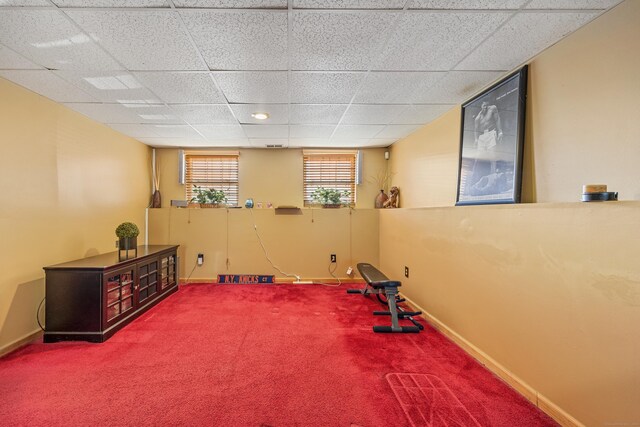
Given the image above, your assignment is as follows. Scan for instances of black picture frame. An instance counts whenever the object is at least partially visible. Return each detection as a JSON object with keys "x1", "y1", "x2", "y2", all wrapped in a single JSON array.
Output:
[{"x1": 455, "y1": 65, "x2": 528, "y2": 206}]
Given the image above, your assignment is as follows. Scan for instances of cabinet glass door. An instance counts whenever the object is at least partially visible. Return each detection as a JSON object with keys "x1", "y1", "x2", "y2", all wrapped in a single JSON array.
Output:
[
  {"x1": 105, "y1": 267, "x2": 135, "y2": 325},
  {"x1": 160, "y1": 253, "x2": 176, "y2": 290},
  {"x1": 137, "y1": 258, "x2": 159, "y2": 304}
]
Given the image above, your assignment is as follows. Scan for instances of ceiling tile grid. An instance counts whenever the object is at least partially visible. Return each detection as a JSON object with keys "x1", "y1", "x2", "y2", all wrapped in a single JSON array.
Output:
[
  {"x1": 134, "y1": 72, "x2": 226, "y2": 104},
  {"x1": 0, "y1": 70, "x2": 98, "y2": 102},
  {"x1": 213, "y1": 71, "x2": 288, "y2": 103},
  {"x1": 0, "y1": 9, "x2": 123, "y2": 70},
  {"x1": 65, "y1": 10, "x2": 205, "y2": 71},
  {"x1": 0, "y1": 0, "x2": 620, "y2": 148},
  {"x1": 456, "y1": 11, "x2": 600, "y2": 71},
  {"x1": 180, "y1": 10, "x2": 288, "y2": 70},
  {"x1": 290, "y1": 11, "x2": 399, "y2": 71}
]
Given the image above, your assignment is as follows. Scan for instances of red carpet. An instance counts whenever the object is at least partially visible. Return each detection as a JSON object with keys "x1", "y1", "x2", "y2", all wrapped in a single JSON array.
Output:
[{"x1": 0, "y1": 283, "x2": 556, "y2": 426}]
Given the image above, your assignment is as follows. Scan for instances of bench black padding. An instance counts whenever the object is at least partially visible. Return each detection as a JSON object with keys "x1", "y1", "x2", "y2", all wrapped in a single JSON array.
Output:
[{"x1": 347, "y1": 263, "x2": 423, "y2": 333}]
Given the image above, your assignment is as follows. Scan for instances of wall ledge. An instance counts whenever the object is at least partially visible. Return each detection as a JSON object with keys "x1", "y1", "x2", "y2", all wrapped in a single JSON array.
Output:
[{"x1": 384, "y1": 200, "x2": 640, "y2": 211}]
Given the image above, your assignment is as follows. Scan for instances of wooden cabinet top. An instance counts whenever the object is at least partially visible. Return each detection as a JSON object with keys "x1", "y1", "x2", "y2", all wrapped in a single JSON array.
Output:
[{"x1": 44, "y1": 245, "x2": 179, "y2": 271}]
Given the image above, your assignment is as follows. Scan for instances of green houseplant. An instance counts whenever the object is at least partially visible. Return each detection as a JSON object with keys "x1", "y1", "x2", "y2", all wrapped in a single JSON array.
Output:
[
  {"x1": 311, "y1": 187, "x2": 350, "y2": 207},
  {"x1": 190, "y1": 185, "x2": 227, "y2": 208},
  {"x1": 115, "y1": 222, "x2": 140, "y2": 259}
]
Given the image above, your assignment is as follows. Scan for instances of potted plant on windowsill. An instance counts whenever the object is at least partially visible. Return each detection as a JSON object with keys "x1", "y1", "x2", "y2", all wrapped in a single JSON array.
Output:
[
  {"x1": 190, "y1": 185, "x2": 227, "y2": 208},
  {"x1": 311, "y1": 187, "x2": 350, "y2": 208},
  {"x1": 115, "y1": 222, "x2": 139, "y2": 260}
]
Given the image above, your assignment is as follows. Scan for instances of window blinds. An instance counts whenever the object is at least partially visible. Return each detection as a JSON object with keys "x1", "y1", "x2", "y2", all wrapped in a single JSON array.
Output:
[
  {"x1": 185, "y1": 154, "x2": 239, "y2": 206},
  {"x1": 303, "y1": 152, "x2": 356, "y2": 206}
]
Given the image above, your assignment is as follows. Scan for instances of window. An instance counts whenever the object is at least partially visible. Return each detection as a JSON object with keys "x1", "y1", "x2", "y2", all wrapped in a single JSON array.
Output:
[
  {"x1": 185, "y1": 152, "x2": 239, "y2": 206},
  {"x1": 303, "y1": 150, "x2": 357, "y2": 206}
]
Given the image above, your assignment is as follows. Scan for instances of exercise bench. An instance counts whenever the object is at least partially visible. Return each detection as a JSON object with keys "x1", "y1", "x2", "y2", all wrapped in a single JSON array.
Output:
[{"x1": 347, "y1": 263, "x2": 423, "y2": 333}]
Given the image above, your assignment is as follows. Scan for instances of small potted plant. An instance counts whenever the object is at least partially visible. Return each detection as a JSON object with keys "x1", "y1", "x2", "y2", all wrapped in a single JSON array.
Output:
[
  {"x1": 190, "y1": 185, "x2": 227, "y2": 208},
  {"x1": 115, "y1": 222, "x2": 139, "y2": 260},
  {"x1": 311, "y1": 187, "x2": 350, "y2": 208}
]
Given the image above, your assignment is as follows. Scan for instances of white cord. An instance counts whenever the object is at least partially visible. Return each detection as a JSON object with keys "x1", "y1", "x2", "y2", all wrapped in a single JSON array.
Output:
[
  {"x1": 313, "y1": 261, "x2": 342, "y2": 287},
  {"x1": 249, "y1": 209, "x2": 301, "y2": 281}
]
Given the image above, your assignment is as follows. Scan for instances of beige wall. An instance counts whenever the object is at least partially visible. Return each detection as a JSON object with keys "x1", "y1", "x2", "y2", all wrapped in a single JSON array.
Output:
[
  {"x1": 156, "y1": 147, "x2": 388, "y2": 209},
  {"x1": 0, "y1": 78, "x2": 151, "y2": 353},
  {"x1": 150, "y1": 147, "x2": 387, "y2": 280},
  {"x1": 384, "y1": 1, "x2": 640, "y2": 425},
  {"x1": 149, "y1": 208, "x2": 378, "y2": 282}
]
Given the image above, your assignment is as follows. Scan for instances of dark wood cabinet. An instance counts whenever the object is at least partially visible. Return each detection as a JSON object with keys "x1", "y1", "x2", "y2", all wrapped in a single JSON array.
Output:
[{"x1": 44, "y1": 245, "x2": 179, "y2": 343}]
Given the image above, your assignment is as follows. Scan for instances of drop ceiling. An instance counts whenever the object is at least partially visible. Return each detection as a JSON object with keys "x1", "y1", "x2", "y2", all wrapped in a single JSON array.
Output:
[{"x1": 0, "y1": 0, "x2": 622, "y2": 149}]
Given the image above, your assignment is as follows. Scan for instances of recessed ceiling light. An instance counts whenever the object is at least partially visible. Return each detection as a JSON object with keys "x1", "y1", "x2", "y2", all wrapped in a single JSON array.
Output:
[{"x1": 251, "y1": 112, "x2": 269, "y2": 120}]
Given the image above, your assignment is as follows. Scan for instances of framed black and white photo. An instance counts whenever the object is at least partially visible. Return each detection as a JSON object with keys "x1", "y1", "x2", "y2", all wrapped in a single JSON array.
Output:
[{"x1": 455, "y1": 66, "x2": 528, "y2": 206}]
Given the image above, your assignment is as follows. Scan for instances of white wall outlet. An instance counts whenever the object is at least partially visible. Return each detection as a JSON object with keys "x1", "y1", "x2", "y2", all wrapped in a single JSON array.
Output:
[{"x1": 346, "y1": 266, "x2": 353, "y2": 275}]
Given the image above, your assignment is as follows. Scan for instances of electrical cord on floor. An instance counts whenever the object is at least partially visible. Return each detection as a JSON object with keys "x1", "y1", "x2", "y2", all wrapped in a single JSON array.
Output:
[
  {"x1": 249, "y1": 208, "x2": 301, "y2": 281},
  {"x1": 185, "y1": 260, "x2": 198, "y2": 284},
  {"x1": 36, "y1": 297, "x2": 45, "y2": 331},
  {"x1": 313, "y1": 260, "x2": 342, "y2": 287}
]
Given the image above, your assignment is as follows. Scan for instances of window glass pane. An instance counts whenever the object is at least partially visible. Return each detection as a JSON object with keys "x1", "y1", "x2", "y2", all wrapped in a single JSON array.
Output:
[
  {"x1": 303, "y1": 153, "x2": 356, "y2": 206},
  {"x1": 185, "y1": 154, "x2": 239, "y2": 206}
]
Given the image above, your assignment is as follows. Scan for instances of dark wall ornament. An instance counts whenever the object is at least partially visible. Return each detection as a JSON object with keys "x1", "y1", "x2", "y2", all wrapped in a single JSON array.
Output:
[{"x1": 455, "y1": 66, "x2": 528, "y2": 206}]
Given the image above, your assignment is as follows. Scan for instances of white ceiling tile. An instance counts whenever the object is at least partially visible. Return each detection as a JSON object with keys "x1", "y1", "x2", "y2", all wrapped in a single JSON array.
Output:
[
  {"x1": 242, "y1": 124, "x2": 289, "y2": 138},
  {"x1": 525, "y1": 0, "x2": 621, "y2": 9},
  {"x1": 193, "y1": 124, "x2": 246, "y2": 139},
  {"x1": 53, "y1": 70, "x2": 161, "y2": 104},
  {"x1": 410, "y1": 0, "x2": 527, "y2": 9},
  {"x1": 330, "y1": 138, "x2": 387, "y2": 147},
  {"x1": 213, "y1": 72, "x2": 288, "y2": 104},
  {"x1": 290, "y1": 72, "x2": 365, "y2": 104},
  {"x1": 137, "y1": 137, "x2": 210, "y2": 147},
  {"x1": 204, "y1": 139, "x2": 252, "y2": 147},
  {"x1": 181, "y1": 10, "x2": 288, "y2": 70},
  {"x1": 169, "y1": 104, "x2": 237, "y2": 124},
  {"x1": 146, "y1": 124, "x2": 202, "y2": 138},
  {"x1": 66, "y1": 10, "x2": 204, "y2": 71},
  {"x1": 332, "y1": 124, "x2": 384, "y2": 139},
  {"x1": 354, "y1": 72, "x2": 445, "y2": 104},
  {"x1": 291, "y1": 11, "x2": 398, "y2": 71},
  {"x1": 294, "y1": 0, "x2": 406, "y2": 8},
  {"x1": 0, "y1": 1, "x2": 51, "y2": 6},
  {"x1": 411, "y1": 71, "x2": 502, "y2": 104},
  {"x1": 174, "y1": 0, "x2": 287, "y2": 7},
  {"x1": 0, "y1": 70, "x2": 97, "y2": 102},
  {"x1": 376, "y1": 12, "x2": 511, "y2": 71},
  {"x1": 456, "y1": 12, "x2": 598, "y2": 71},
  {"x1": 391, "y1": 104, "x2": 453, "y2": 124},
  {"x1": 108, "y1": 123, "x2": 165, "y2": 138},
  {"x1": 52, "y1": 0, "x2": 169, "y2": 6},
  {"x1": 288, "y1": 138, "x2": 332, "y2": 147},
  {"x1": 289, "y1": 125, "x2": 336, "y2": 138},
  {"x1": 64, "y1": 103, "x2": 183, "y2": 124},
  {"x1": 0, "y1": 10, "x2": 122, "y2": 70},
  {"x1": 341, "y1": 104, "x2": 406, "y2": 125},
  {"x1": 249, "y1": 139, "x2": 289, "y2": 147},
  {"x1": 367, "y1": 138, "x2": 396, "y2": 146},
  {"x1": 0, "y1": 45, "x2": 43, "y2": 69},
  {"x1": 134, "y1": 72, "x2": 225, "y2": 104},
  {"x1": 289, "y1": 104, "x2": 348, "y2": 124},
  {"x1": 230, "y1": 104, "x2": 288, "y2": 124},
  {"x1": 375, "y1": 124, "x2": 420, "y2": 139}
]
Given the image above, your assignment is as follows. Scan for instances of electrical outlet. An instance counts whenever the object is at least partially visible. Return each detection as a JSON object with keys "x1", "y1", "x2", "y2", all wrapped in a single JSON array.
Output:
[
  {"x1": 330, "y1": 254, "x2": 337, "y2": 263},
  {"x1": 404, "y1": 266, "x2": 409, "y2": 278},
  {"x1": 346, "y1": 266, "x2": 353, "y2": 275},
  {"x1": 197, "y1": 253, "x2": 204, "y2": 266}
]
